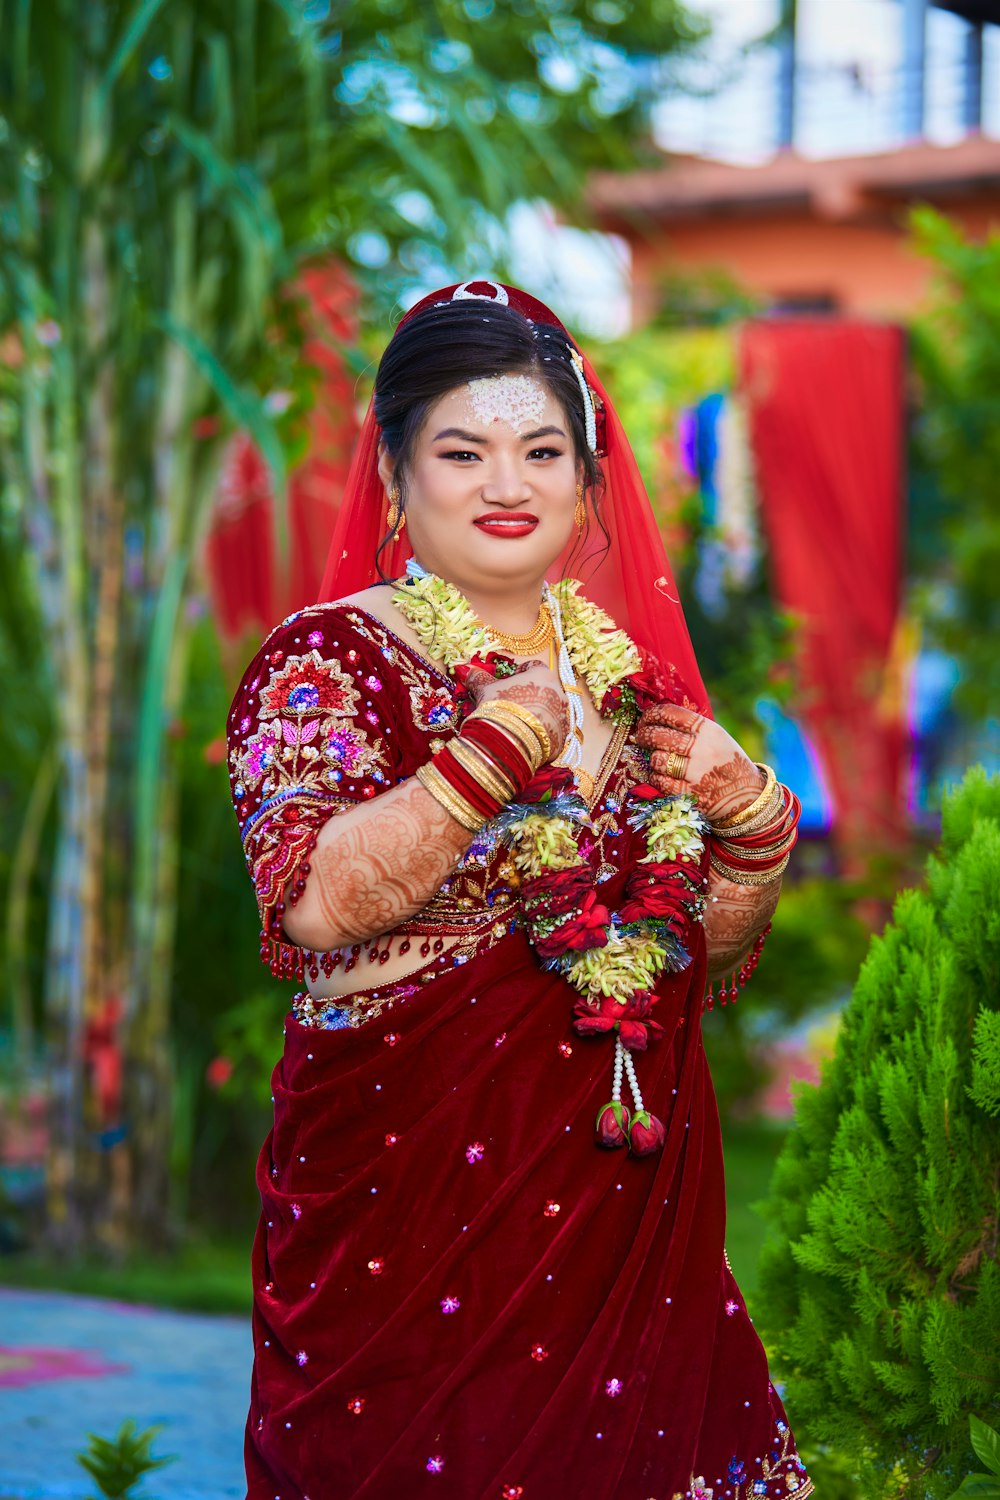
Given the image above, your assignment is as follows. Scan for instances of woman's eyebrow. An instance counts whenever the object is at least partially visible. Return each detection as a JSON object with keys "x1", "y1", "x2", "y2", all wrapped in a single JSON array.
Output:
[
  {"x1": 521, "y1": 425, "x2": 566, "y2": 440},
  {"x1": 432, "y1": 427, "x2": 487, "y2": 443}
]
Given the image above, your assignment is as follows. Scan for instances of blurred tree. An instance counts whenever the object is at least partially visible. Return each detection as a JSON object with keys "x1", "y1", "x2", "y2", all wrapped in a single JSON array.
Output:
[
  {"x1": 755, "y1": 768, "x2": 1000, "y2": 1497},
  {"x1": 0, "y1": 0, "x2": 706, "y2": 1253},
  {"x1": 909, "y1": 208, "x2": 1000, "y2": 721}
]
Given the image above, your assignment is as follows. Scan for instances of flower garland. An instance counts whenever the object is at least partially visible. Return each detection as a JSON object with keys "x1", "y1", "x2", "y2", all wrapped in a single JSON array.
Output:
[{"x1": 393, "y1": 571, "x2": 708, "y2": 1156}]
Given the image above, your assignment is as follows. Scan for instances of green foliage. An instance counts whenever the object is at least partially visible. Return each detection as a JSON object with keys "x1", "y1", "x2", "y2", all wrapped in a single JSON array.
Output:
[
  {"x1": 0, "y1": 0, "x2": 709, "y2": 1250},
  {"x1": 946, "y1": 1416, "x2": 1000, "y2": 1499},
  {"x1": 2, "y1": 1237, "x2": 251, "y2": 1314},
  {"x1": 909, "y1": 208, "x2": 1000, "y2": 718},
  {"x1": 76, "y1": 1420, "x2": 174, "y2": 1500},
  {"x1": 168, "y1": 615, "x2": 282, "y2": 1228},
  {"x1": 647, "y1": 265, "x2": 763, "y2": 330},
  {"x1": 757, "y1": 768, "x2": 1000, "y2": 1497}
]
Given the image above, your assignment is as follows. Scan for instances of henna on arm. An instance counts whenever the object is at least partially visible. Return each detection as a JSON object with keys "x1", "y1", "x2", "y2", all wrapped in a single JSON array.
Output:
[
  {"x1": 281, "y1": 777, "x2": 473, "y2": 952},
  {"x1": 637, "y1": 705, "x2": 780, "y2": 979},
  {"x1": 683, "y1": 750, "x2": 766, "y2": 825},
  {"x1": 702, "y1": 865, "x2": 781, "y2": 982}
]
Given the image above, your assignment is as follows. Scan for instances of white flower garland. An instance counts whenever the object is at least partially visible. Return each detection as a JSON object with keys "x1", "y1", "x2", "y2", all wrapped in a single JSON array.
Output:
[{"x1": 393, "y1": 568, "x2": 707, "y2": 1155}]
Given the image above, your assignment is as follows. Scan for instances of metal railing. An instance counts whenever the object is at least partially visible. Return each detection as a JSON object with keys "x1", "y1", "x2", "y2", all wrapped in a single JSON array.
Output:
[{"x1": 653, "y1": 48, "x2": 1000, "y2": 164}]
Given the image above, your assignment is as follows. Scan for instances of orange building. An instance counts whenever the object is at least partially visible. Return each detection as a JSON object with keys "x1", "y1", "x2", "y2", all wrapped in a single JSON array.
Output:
[{"x1": 589, "y1": 133, "x2": 1000, "y2": 323}]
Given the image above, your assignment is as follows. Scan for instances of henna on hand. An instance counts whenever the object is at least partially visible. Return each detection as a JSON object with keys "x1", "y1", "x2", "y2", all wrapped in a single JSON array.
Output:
[
  {"x1": 282, "y1": 778, "x2": 472, "y2": 951},
  {"x1": 472, "y1": 664, "x2": 570, "y2": 755},
  {"x1": 637, "y1": 706, "x2": 764, "y2": 823},
  {"x1": 495, "y1": 681, "x2": 570, "y2": 752}
]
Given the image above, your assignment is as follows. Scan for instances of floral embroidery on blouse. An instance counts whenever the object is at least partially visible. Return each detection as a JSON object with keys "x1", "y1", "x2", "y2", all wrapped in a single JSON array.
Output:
[
  {"x1": 227, "y1": 607, "x2": 400, "y2": 966},
  {"x1": 408, "y1": 682, "x2": 459, "y2": 733}
]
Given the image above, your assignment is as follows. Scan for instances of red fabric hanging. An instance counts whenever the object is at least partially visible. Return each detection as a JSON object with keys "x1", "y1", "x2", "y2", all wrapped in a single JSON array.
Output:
[
  {"x1": 204, "y1": 262, "x2": 360, "y2": 641},
  {"x1": 738, "y1": 319, "x2": 907, "y2": 867}
]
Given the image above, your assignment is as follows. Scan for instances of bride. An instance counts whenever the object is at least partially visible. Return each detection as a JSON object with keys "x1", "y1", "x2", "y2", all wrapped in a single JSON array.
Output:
[{"x1": 228, "y1": 279, "x2": 810, "y2": 1499}]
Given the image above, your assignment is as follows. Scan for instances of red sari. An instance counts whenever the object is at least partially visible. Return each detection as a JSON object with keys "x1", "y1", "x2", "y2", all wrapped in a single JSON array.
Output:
[{"x1": 227, "y1": 599, "x2": 813, "y2": 1500}]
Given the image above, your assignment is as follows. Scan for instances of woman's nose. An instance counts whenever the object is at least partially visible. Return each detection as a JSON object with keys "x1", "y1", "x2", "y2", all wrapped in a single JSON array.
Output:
[{"x1": 480, "y1": 458, "x2": 530, "y2": 505}]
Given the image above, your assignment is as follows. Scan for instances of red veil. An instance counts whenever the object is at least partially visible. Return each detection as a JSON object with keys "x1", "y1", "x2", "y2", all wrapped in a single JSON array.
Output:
[{"x1": 318, "y1": 280, "x2": 709, "y2": 714}]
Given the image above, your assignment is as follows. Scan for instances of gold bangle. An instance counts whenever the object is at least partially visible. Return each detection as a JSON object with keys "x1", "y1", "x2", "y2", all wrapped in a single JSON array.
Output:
[
  {"x1": 714, "y1": 811, "x2": 799, "y2": 857},
  {"x1": 415, "y1": 763, "x2": 486, "y2": 832},
  {"x1": 709, "y1": 851, "x2": 790, "y2": 885},
  {"x1": 727, "y1": 783, "x2": 790, "y2": 839},
  {"x1": 476, "y1": 703, "x2": 550, "y2": 766},
  {"x1": 471, "y1": 708, "x2": 545, "y2": 773},
  {"x1": 492, "y1": 701, "x2": 553, "y2": 762},
  {"x1": 711, "y1": 763, "x2": 777, "y2": 833},
  {"x1": 723, "y1": 788, "x2": 785, "y2": 838},
  {"x1": 449, "y1": 738, "x2": 516, "y2": 804},
  {"x1": 715, "y1": 829, "x2": 799, "y2": 862},
  {"x1": 472, "y1": 700, "x2": 552, "y2": 764}
]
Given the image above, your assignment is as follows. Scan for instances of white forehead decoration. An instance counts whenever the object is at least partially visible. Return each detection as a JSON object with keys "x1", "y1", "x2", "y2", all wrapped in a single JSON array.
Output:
[{"x1": 465, "y1": 374, "x2": 547, "y2": 435}]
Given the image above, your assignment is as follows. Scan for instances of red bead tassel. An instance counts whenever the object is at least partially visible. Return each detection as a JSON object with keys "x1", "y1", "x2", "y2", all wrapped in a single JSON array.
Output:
[{"x1": 702, "y1": 922, "x2": 772, "y2": 1012}]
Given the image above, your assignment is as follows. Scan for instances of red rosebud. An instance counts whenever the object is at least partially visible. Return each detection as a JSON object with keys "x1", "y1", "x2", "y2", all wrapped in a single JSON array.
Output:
[
  {"x1": 535, "y1": 890, "x2": 610, "y2": 958},
  {"x1": 572, "y1": 996, "x2": 618, "y2": 1038},
  {"x1": 522, "y1": 865, "x2": 593, "y2": 918},
  {"x1": 599, "y1": 682, "x2": 626, "y2": 718},
  {"x1": 520, "y1": 764, "x2": 578, "y2": 805},
  {"x1": 595, "y1": 1100, "x2": 630, "y2": 1149},
  {"x1": 618, "y1": 887, "x2": 686, "y2": 924},
  {"x1": 453, "y1": 652, "x2": 513, "y2": 690},
  {"x1": 628, "y1": 650, "x2": 677, "y2": 711},
  {"x1": 618, "y1": 1017, "x2": 664, "y2": 1051},
  {"x1": 619, "y1": 990, "x2": 655, "y2": 1019},
  {"x1": 628, "y1": 1110, "x2": 665, "y2": 1156},
  {"x1": 629, "y1": 782, "x2": 663, "y2": 802}
]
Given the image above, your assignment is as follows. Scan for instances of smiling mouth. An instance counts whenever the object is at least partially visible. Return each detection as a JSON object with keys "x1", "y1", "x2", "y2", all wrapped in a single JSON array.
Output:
[{"x1": 473, "y1": 512, "x2": 539, "y2": 537}]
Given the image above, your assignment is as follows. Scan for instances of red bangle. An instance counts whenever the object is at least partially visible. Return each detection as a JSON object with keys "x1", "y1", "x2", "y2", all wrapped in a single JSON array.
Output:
[
  {"x1": 720, "y1": 787, "x2": 801, "y2": 850},
  {"x1": 433, "y1": 743, "x2": 504, "y2": 819},
  {"x1": 709, "y1": 832, "x2": 798, "y2": 871},
  {"x1": 461, "y1": 718, "x2": 535, "y2": 793}
]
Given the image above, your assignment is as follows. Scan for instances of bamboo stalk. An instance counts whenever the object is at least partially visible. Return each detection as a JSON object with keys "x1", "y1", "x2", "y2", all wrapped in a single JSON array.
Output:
[{"x1": 5, "y1": 747, "x2": 57, "y2": 1074}]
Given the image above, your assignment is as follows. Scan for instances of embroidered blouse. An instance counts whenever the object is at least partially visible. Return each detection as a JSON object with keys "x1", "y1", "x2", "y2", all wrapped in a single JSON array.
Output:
[{"x1": 227, "y1": 600, "x2": 646, "y2": 1007}]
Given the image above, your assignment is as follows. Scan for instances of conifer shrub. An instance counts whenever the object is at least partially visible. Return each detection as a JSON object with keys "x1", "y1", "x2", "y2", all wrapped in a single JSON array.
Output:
[{"x1": 756, "y1": 767, "x2": 1000, "y2": 1497}]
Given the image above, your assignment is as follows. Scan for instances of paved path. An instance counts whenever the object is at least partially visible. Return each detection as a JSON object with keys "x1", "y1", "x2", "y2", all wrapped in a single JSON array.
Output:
[{"x1": 0, "y1": 1288, "x2": 249, "y2": 1500}]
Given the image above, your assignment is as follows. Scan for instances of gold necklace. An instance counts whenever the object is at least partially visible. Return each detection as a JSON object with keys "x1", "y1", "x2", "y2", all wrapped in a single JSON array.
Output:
[{"x1": 480, "y1": 601, "x2": 555, "y2": 656}]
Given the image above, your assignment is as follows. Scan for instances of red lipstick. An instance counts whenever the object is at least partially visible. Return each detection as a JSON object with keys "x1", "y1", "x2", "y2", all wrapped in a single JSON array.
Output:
[{"x1": 473, "y1": 511, "x2": 539, "y2": 539}]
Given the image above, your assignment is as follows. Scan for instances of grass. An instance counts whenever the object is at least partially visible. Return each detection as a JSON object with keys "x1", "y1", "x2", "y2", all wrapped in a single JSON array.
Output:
[
  {"x1": 0, "y1": 1235, "x2": 252, "y2": 1315},
  {"x1": 0, "y1": 1121, "x2": 788, "y2": 1317}
]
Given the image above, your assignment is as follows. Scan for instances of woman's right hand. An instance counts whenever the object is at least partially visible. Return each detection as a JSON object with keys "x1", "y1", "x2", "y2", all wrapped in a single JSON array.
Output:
[{"x1": 466, "y1": 661, "x2": 569, "y2": 763}]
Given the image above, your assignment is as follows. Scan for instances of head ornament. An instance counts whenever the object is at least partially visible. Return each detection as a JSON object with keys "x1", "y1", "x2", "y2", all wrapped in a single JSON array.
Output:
[{"x1": 450, "y1": 278, "x2": 510, "y2": 305}]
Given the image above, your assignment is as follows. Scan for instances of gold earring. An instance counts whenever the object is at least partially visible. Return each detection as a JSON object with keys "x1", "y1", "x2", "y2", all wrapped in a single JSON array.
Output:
[
  {"x1": 574, "y1": 482, "x2": 586, "y2": 531},
  {"x1": 386, "y1": 481, "x2": 405, "y2": 533}
]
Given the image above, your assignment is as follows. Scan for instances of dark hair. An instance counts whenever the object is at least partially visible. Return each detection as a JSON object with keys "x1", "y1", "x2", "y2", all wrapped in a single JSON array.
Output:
[{"x1": 372, "y1": 298, "x2": 605, "y2": 574}]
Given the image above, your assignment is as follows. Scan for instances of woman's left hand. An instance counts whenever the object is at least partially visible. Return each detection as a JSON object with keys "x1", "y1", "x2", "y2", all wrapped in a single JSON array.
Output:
[{"x1": 635, "y1": 703, "x2": 764, "y2": 824}]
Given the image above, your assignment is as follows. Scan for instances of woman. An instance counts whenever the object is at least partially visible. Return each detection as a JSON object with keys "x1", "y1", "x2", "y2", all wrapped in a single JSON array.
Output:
[{"x1": 227, "y1": 280, "x2": 811, "y2": 1500}]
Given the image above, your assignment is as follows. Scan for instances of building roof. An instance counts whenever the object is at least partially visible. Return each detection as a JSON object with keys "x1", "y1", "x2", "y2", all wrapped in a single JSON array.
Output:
[{"x1": 589, "y1": 135, "x2": 1000, "y2": 228}]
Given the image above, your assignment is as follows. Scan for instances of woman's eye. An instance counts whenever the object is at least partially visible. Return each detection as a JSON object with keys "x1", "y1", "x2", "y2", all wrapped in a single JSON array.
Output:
[
  {"x1": 440, "y1": 449, "x2": 481, "y2": 462},
  {"x1": 528, "y1": 446, "x2": 563, "y2": 460}
]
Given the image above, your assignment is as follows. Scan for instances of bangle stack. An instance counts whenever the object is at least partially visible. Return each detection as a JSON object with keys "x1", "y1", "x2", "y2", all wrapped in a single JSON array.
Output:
[
  {"x1": 708, "y1": 762, "x2": 801, "y2": 886},
  {"x1": 416, "y1": 699, "x2": 551, "y2": 832}
]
